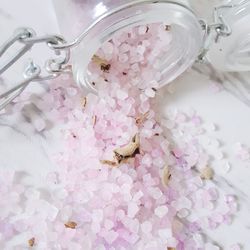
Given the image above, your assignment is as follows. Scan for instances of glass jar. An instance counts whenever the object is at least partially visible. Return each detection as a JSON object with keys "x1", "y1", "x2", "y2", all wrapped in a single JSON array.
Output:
[{"x1": 52, "y1": 0, "x2": 204, "y2": 91}]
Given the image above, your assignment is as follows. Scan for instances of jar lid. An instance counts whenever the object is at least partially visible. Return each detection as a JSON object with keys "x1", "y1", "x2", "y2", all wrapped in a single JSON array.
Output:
[{"x1": 207, "y1": 0, "x2": 250, "y2": 72}]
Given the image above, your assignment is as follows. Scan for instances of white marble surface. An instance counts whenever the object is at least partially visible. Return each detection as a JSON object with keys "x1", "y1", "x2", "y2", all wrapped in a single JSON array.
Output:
[{"x1": 1, "y1": 0, "x2": 250, "y2": 249}]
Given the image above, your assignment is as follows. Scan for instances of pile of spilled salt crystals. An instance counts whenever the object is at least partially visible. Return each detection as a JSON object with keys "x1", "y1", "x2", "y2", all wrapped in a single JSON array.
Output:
[{"x1": 0, "y1": 23, "x2": 240, "y2": 250}]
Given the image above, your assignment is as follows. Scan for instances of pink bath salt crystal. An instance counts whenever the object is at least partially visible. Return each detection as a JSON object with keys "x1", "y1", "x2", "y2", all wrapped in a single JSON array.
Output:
[
  {"x1": 116, "y1": 89, "x2": 128, "y2": 100},
  {"x1": 172, "y1": 197, "x2": 192, "y2": 211},
  {"x1": 116, "y1": 209, "x2": 125, "y2": 221},
  {"x1": 101, "y1": 189, "x2": 113, "y2": 201},
  {"x1": 225, "y1": 194, "x2": 236, "y2": 203},
  {"x1": 210, "y1": 81, "x2": 223, "y2": 93},
  {"x1": 175, "y1": 113, "x2": 187, "y2": 123},
  {"x1": 212, "y1": 213, "x2": 224, "y2": 223},
  {"x1": 154, "y1": 206, "x2": 168, "y2": 218},
  {"x1": 172, "y1": 148, "x2": 183, "y2": 158},
  {"x1": 127, "y1": 202, "x2": 139, "y2": 218},
  {"x1": 102, "y1": 230, "x2": 119, "y2": 244},
  {"x1": 104, "y1": 219, "x2": 114, "y2": 230},
  {"x1": 207, "y1": 188, "x2": 218, "y2": 201},
  {"x1": 141, "y1": 221, "x2": 152, "y2": 234},
  {"x1": 123, "y1": 218, "x2": 139, "y2": 234},
  {"x1": 177, "y1": 208, "x2": 190, "y2": 218},
  {"x1": 141, "y1": 154, "x2": 153, "y2": 167},
  {"x1": 192, "y1": 116, "x2": 202, "y2": 126},
  {"x1": 136, "y1": 45, "x2": 146, "y2": 55},
  {"x1": 230, "y1": 243, "x2": 241, "y2": 250},
  {"x1": 119, "y1": 43, "x2": 130, "y2": 53},
  {"x1": 158, "y1": 228, "x2": 172, "y2": 239}
]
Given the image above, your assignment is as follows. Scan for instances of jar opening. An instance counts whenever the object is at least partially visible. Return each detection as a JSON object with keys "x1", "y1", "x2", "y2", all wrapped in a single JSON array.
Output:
[{"x1": 71, "y1": 1, "x2": 203, "y2": 91}]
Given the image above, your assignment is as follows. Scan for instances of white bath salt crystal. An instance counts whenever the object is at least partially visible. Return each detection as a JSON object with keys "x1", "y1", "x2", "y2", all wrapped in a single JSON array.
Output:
[
  {"x1": 141, "y1": 221, "x2": 152, "y2": 234},
  {"x1": 204, "y1": 122, "x2": 217, "y2": 132},
  {"x1": 116, "y1": 89, "x2": 128, "y2": 100},
  {"x1": 164, "y1": 120, "x2": 175, "y2": 129},
  {"x1": 145, "y1": 88, "x2": 156, "y2": 98},
  {"x1": 119, "y1": 43, "x2": 130, "y2": 53},
  {"x1": 136, "y1": 45, "x2": 146, "y2": 55},
  {"x1": 166, "y1": 237, "x2": 177, "y2": 248},
  {"x1": 91, "y1": 222, "x2": 101, "y2": 234},
  {"x1": 205, "y1": 243, "x2": 221, "y2": 250},
  {"x1": 66, "y1": 87, "x2": 78, "y2": 96},
  {"x1": 167, "y1": 84, "x2": 176, "y2": 94},
  {"x1": 131, "y1": 63, "x2": 140, "y2": 72},
  {"x1": 47, "y1": 205, "x2": 59, "y2": 221},
  {"x1": 102, "y1": 41, "x2": 114, "y2": 54},
  {"x1": 133, "y1": 191, "x2": 144, "y2": 202},
  {"x1": 119, "y1": 53, "x2": 129, "y2": 63},
  {"x1": 142, "y1": 39, "x2": 151, "y2": 47},
  {"x1": 193, "y1": 233, "x2": 204, "y2": 247},
  {"x1": 209, "y1": 139, "x2": 221, "y2": 148},
  {"x1": 33, "y1": 118, "x2": 46, "y2": 132},
  {"x1": 158, "y1": 228, "x2": 172, "y2": 239},
  {"x1": 53, "y1": 188, "x2": 68, "y2": 200},
  {"x1": 24, "y1": 188, "x2": 40, "y2": 200},
  {"x1": 67, "y1": 242, "x2": 82, "y2": 250},
  {"x1": 214, "y1": 150, "x2": 224, "y2": 160},
  {"x1": 60, "y1": 206, "x2": 72, "y2": 221},
  {"x1": 154, "y1": 206, "x2": 168, "y2": 218},
  {"x1": 127, "y1": 202, "x2": 139, "y2": 218},
  {"x1": 96, "y1": 245, "x2": 106, "y2": 250},
  {"x1": 221, "y1": 160, "x2": 231, "y2": 173},
  {"x1": 149, "y1": 187, "x2": 163, "y2": 199},
  {"x1": 92, "y1": 209, "x2": 103, "y2": 222},
  {"x1": 177, "y1": 208, "x2": 189, "y2": 218},
  {"x1": 138, "y1": 25, "x2": 148, "y2": 35}
]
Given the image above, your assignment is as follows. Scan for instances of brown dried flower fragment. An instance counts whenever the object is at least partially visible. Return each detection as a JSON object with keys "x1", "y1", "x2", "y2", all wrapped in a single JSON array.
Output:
[
  {"x1": 135, "y1": 111, "x2": 150, "y2": 125},
  {"x1": 100, "y1": 160, "x2": 118, "y2": 167},
  {"x1": 92, "y1": 115, "x2": 97, "y2": 127},
  {"x1": 165, "y1": 25, "x2": 171, "y2": 31},
  {"x1": 167, "y1": 248, "x2": 176, "y2": 250},
  {"x1": 64, "y1": 221, "x2": 77, "y2": 229},
  {"x1": 200, "y1": 166, "x2": 214, "y2": 180},
  {"x1": 92, "y1": 55, "x2": 111, "y2": 72},
  {"x1": 28, "y1": 237, "x2": 35, "y2": 247},
  {"x1": 114, "y1": 134, "x2": 140, "y2": 163},
  {"x1": 162, "y1": 165, "x2": 171, "y2": 187},
  {"x1": 81, "y1": 97, "x2": 87, "y2": 108}
]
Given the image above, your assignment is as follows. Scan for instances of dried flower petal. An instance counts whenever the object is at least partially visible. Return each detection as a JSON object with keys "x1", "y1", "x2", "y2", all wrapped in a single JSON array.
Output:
[
  {"x1": 64, "y1": 221, "x2": 77, "y2": 229},
  {"x1": 100, "y1": 160, "x2": 118, "y2": 167},
  {"x1": 114, "y1": 134, "x2": 140, "y2": 163},
  {"x1": 28, "y1": 237, "x2": 35, "y2": 247},
  {"x1": 200, "y1": 167, "x2": 214, "y2": 180},
  {"x1": 162, "y1": 165, "x2": 171, "y2": 187}
]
